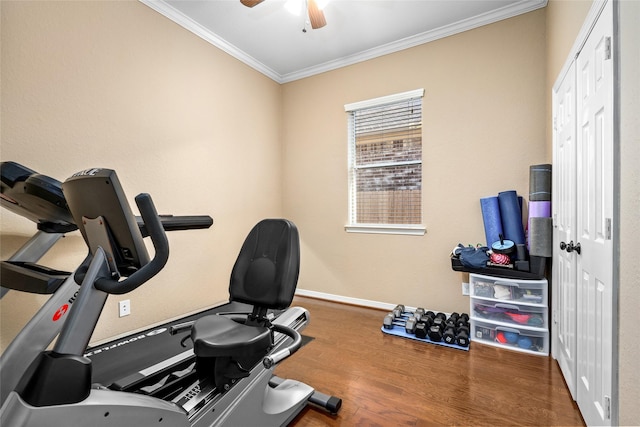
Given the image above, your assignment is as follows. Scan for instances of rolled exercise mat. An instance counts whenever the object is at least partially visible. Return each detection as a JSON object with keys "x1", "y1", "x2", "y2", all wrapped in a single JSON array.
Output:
[
  {"x1": 498, "y1": 190, "x2": 526, "y2": 245},
  {"x1": 480, "y1": 196, "x2": 503, "y2": 247},
  {"x1": 527, "y1": 200, "x2": 551, "y2": 250},
  {"x1": 529, "y1": 164, "x2": 552, "y2": 201},
  {"x1": 528, "y1": 200, "x2": 551, "y2": 218},
  {"x1": 529, "y1": 217, "x2": 553, "y2": 257}
]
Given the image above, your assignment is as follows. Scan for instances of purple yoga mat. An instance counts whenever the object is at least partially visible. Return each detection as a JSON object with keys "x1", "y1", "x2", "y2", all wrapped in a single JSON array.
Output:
[
  {"x1": 480, "y1": 197, "x2": 503, "y2": 247},
  {"x1": 498, "y1": 190, "x2": 525, "y2": 245},
  {"x1": 528, "y1": 201, "x2": 551, "y2": 218}
]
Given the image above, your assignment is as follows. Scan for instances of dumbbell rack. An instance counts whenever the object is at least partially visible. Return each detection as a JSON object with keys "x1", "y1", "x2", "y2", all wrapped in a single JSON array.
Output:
[{"x1": 381, "y1": 307, "x2": 471, "y2": 352}]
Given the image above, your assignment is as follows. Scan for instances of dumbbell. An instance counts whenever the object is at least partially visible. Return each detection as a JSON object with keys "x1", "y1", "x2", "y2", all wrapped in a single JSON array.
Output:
[
  {"x1": 401, "y1": 307, "x2": 428, "y2": 334},
  {"x1": 415, "y1": 321, "x2": 429, "y2": 339},
  {"x1": 392, "y1": 304, "x2": 406, "y2": 319},
  {"x1": 431, "y1": 313, "x2": 447, "y2": 330},
  {"x1": 383, "y1": 313, "x2": 402, "y2": 329},
  {"x1": 443, "y1": 325, "x2": 457, "y2": 344},
  {"x1": 405, "y1": 316, "x2": 418, "y2": 334},
  {"x1": 447, "y1": 311, "x2": 460, "y2": 328},
  {"x1": 455, "y1": 324, "x2": 470, "y2": 347},
  {"x1": 456, "y1": 313, "x2": 470, "y2": 328},
  {"x1": 442, "y1": 322, "x2": 470, "y2": 347},
  {"x1": 426, "y1": 313, "x2": 448, "y2": 341},
  {"x1": 382, "y1": 304, "x2": 408, "y2": 328},
  {"x1": 428, "y1": 324, "x2": 444, "y2": 341}
]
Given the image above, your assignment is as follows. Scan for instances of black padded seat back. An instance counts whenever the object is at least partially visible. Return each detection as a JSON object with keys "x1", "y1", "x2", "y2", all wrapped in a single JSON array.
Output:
[{"x1": 229, "y1": 219, "x2": 299, "y2": 310}]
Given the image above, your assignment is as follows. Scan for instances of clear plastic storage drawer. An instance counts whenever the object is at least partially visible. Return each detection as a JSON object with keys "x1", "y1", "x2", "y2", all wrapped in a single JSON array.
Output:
[
  {"x1": 471, "y1": 319, "x2": 549, "y2": 355},
  {"x1": 471, "y1": 299, "x2": 547, "y2": 329},
  {"x1": 469, "y1": 273, "x2": 547, "y2": 306}
]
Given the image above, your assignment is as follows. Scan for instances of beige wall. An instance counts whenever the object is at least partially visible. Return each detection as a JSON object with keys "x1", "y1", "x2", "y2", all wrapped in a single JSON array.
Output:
[
  {"x1": 1, "y1": 0, "x2": 283, "y2": 349},
  {"x1": 616, "y1": 1, "x2": 640, "y2": 424},
  {"x1": 282, "y1": 9, "x2": 547, "y2": 314},
  {"x1": 544, "y1": 0, "x2": 640, "y2": 424}
]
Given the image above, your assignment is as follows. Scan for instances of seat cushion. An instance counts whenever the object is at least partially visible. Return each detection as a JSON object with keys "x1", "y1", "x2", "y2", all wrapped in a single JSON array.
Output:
[{"x1": 191, "y1": 315, "x2": 272, "y2": 358}]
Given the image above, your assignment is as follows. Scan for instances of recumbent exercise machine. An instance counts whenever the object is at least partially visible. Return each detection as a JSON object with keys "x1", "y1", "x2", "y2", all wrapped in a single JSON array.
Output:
[{"x1": 0, "y1": 164, "x2": 341, "y2": 426}]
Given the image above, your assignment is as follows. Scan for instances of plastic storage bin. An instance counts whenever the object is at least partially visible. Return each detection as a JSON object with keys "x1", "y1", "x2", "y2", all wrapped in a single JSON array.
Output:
[
  {"x1": 469, "y1": 273, "x2": 549, "y2": 356},
  {"x1": 471, "y1": 300, "x2": 547, "y2": 329},
  {"x1": 470, "y1": 273, "x2": 547, "y2": 306},
  {"x1": 472, "y1": 319, "x2": 549, "y2": 355}
]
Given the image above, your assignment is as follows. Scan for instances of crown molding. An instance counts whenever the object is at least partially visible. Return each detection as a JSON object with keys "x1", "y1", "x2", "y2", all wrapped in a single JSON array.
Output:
[
  {"x1": 140, "y1": 0, "x2": 547, "y2": 84},
  {"x1": 139, "y1": 0, "x2": 282, "y2": 82}
]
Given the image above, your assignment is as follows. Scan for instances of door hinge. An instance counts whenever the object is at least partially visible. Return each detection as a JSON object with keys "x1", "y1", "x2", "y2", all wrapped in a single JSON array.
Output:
[
  {"x1": 553, "y1": 116, "x2": 557, "y2": 131},
  {"x1": 605, "y1": 395, "x2": 611, "y2": 420},
  {"x1": 605, "y1": 36, "x2": 612, "y2": 60},
  {"x1": 606, "y1": 218, "x2": 612, "y2": 240}
]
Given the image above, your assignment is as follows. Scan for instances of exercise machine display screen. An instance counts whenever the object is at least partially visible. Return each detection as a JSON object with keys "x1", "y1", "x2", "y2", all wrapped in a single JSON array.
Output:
[{"x1": 62, "y1": 168, "x2": 150, "y2": 275}]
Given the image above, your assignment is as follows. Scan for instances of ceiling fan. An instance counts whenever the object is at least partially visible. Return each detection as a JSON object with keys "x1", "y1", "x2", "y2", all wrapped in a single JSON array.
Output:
[{"x1": 240, "y1": 0, "x2": 327, "y2": 30}]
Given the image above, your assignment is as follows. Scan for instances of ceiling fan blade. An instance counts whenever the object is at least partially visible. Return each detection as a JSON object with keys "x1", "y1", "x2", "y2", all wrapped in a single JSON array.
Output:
[
  {"x1": 240, "y1": 0, "x2": 264, "y2": 7},
  {"x1": 308, "y1": 0, "x2": 327, "y2": 29}
]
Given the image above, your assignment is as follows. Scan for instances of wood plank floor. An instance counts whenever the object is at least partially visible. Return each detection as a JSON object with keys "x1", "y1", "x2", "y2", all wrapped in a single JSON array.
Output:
[{"x1": 274, "y1": 296, "x2": 585, "y2": 426}]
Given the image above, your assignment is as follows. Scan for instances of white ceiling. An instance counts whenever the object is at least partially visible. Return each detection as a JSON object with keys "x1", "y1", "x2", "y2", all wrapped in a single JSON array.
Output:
[{"x1": 140, "y1": 0, "x2": 547, "y2": 83}]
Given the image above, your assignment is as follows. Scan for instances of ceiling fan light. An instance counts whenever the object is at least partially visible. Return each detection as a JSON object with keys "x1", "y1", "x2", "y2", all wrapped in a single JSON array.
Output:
[
  {"x1": 284, "y1": 0, "x2": 304, "y2": 16},
  {"x1": 316, "y1": 0, "x2": 330, "y2": 10}
]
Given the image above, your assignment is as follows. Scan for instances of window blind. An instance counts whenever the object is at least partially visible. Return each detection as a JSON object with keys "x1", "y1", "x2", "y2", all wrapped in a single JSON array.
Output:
[{"x1": 347, "y1": 91, "x2": 423, "y2": 228}]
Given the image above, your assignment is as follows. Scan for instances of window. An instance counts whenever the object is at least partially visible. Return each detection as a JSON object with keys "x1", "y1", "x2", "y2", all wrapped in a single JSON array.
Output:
[{"x1": 345, "y1": 89, "x2": 425, "y2": 235}]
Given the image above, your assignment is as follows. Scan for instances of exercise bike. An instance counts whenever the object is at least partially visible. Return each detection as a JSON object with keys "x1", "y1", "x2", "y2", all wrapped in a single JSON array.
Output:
[{"x1": 1, "y1": 166, "x2": 341, "y2": 426}]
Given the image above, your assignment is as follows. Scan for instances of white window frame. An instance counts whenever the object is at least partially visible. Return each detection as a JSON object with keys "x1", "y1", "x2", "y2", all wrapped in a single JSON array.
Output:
[{"x1": 344, "y1": 89, "x2": 426, "y2": 236}]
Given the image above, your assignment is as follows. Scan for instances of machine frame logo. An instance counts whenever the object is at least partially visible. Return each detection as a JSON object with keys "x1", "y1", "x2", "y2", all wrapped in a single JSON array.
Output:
[{"x1": 52, "y1": 304, "x2": 69, "y2": 321}]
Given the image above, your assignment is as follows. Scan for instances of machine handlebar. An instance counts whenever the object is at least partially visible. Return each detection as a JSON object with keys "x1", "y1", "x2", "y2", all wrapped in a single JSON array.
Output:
[
  {"x1": 94, "y1": 193, "x2": 169, "y2": 295},
  {"x1": 137, "y1": 215, "x2": 213, "y2": 237},
  {"x1": 262, "y1": 323, "x2": 302, "y2": 369}
]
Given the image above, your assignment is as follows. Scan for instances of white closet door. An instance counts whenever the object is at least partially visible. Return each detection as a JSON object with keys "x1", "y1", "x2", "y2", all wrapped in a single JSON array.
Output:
[
  {"x1": 575, "y1": 1, "x2": 614, "y2": 425},
  {"x1": 551, "y1": 60, "x2": 577, "y2": 400}
]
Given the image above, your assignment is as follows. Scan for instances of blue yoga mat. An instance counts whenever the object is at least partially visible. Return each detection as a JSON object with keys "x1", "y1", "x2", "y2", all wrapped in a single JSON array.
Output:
[
  {"x1": 498, "y1": 190, "x2": 525, "y2": 245},
  {"x1": 381, "y1": 326, "x2": 470, "y2": 351},
  {"x1": 480, "y1": 196, "x2": 503, "y2": 247}
]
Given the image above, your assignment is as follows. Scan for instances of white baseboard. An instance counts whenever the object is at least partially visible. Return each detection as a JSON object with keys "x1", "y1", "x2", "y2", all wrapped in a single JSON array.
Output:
[
  {"x1": 294, "y1": 289, "x2": 457, "y2": 318},
  {"x1": 294, "y1": 289, "x2": 405, "y2": 312}
]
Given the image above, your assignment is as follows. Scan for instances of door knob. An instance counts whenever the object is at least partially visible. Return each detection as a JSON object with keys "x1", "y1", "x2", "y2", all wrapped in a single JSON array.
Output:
[
  {"x1": 560, "y1": 241, "x2": 567, "y2": 250},
  {"x1": 565, "y1": 240, "x2": 581, "y2": 254}
]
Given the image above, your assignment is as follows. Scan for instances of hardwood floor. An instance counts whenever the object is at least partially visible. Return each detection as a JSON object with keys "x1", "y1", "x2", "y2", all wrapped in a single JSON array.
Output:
[{"x1": 275, "y1": 296, "x2": 585, "y2": 426}]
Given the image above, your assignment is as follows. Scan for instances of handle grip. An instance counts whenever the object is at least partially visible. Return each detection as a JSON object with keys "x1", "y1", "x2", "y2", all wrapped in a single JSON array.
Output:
[
  {"x1": 95, "y1": 193, "x2": 169, "y2": 294},
  {"x1": 263, "y1": 324, "x2": 302, "y2": 369}
]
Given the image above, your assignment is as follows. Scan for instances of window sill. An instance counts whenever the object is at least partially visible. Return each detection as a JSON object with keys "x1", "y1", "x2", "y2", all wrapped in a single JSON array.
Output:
[{"x1": 344, "y1": 224, "x2": 426, "y2": 236}]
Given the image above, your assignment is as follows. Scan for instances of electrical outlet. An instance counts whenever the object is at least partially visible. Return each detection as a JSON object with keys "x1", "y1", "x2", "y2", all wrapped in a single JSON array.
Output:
[
  {"x1": 462, "y1": 282, "x2": 470, "y2": 296},
  {"x1": 119, "y1": 299, "x2": 131, "y2": 317}
]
